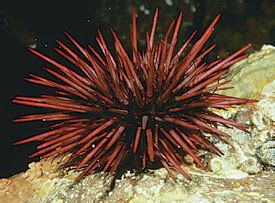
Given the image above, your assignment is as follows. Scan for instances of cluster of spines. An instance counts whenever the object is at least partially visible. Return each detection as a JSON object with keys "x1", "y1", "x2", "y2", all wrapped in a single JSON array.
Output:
[{"x1": 13, "y1": 8, "x2": 256, "y2": 181}]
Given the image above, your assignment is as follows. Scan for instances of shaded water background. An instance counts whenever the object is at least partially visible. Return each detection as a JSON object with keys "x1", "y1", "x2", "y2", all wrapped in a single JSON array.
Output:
[{"x1": 0, "y1": 0, "x2": 274, "y2": 178}]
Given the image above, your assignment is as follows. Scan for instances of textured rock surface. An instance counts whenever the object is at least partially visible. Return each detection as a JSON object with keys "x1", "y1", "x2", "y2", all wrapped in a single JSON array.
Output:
[
  {"x1": 221, "y1": 44, "x2": 275, "y2": 98},
  {"x1": 1, "y1": 161, "x2": 274, "y2": 202},
  {"x1": 1, "y1": 45, "x2": 274, "y2": 202}
]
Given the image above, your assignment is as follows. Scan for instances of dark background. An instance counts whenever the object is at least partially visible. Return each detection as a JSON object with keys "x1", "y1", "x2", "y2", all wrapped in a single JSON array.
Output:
[{"x1": 0, "y1": 0, "x2": 274, "y2": 178}]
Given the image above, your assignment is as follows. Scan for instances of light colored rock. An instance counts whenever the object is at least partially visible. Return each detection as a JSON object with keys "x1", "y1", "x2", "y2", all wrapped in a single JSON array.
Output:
[
  {"x1": 257, "y1": 80, "x2": 275, "y2": 121},
  {"x1": 222, "y1": 44, "x2": 275, "y2": 98},
  {"x1": 239, "y1": 157, "x2": 263, "y2": 174},
  {"x1": 257, "y1": 140, "x2": 275, "y2": 166}
]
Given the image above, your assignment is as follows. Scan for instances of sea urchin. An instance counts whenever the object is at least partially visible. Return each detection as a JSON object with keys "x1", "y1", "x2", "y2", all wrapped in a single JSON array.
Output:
[{"x1": 14, "y1": 8, "x2": 256, "y2": 181}]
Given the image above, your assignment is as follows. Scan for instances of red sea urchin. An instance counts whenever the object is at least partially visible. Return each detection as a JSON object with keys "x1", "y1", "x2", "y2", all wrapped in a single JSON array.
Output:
[{"x1": 13, "y1": 8, "x2": 256, "y2": 182}]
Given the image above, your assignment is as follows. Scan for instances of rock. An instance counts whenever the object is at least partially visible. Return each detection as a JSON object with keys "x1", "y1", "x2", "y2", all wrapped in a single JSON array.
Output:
[
  {"x1": 221, "y1": 45, "x2": 275, "y2": 99},
  {"x1": 257, "y1": 139, "x2": 275, "y2": 166},
  {"x1": 239, "y1": 157, "x2": 263, "y2": 174},
  {"x1": 257, "y1": 80, "x2": 275, "y2": 121}
]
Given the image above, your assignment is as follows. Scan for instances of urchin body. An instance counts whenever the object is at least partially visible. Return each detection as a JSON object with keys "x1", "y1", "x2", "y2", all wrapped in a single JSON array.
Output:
[{"x1": 14, "y1": 8, "x2": 256, "y2": 181}]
